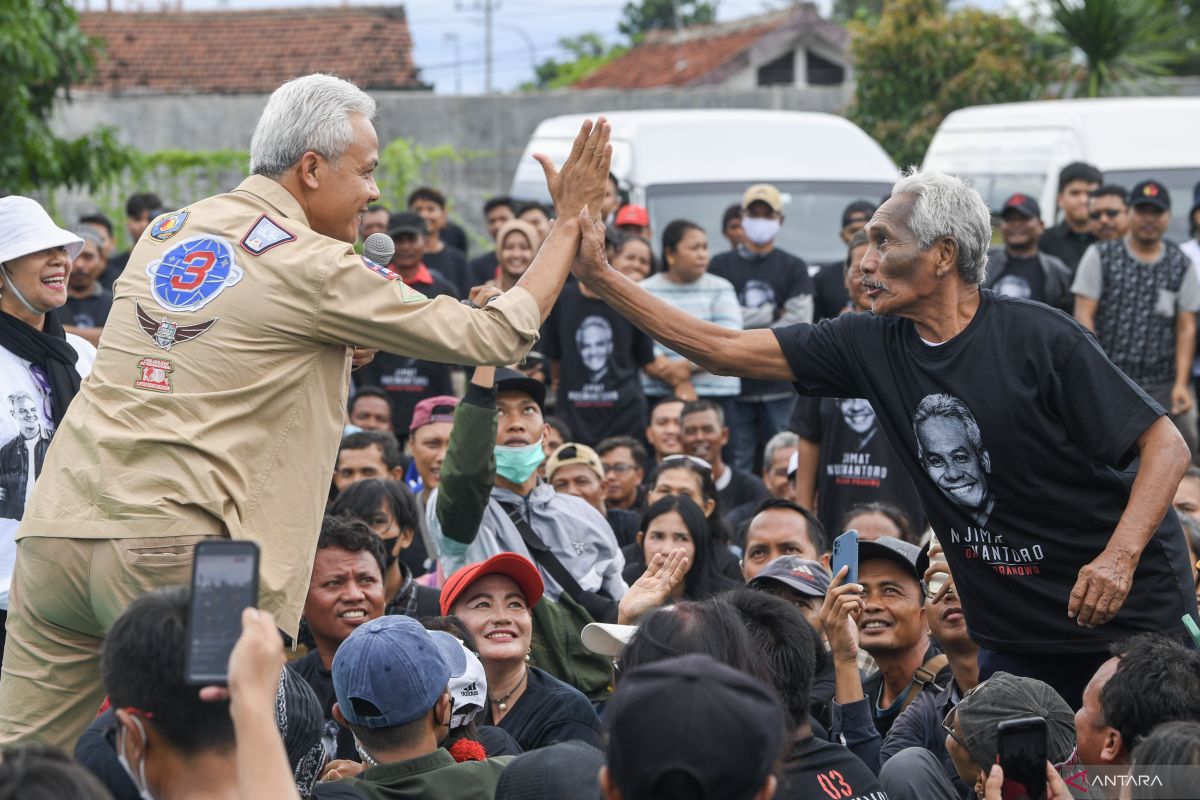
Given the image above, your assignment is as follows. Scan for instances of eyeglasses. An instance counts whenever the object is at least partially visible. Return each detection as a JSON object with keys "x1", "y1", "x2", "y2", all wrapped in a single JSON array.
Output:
[
  {"x1": 661, "y1": 454, "x2": 713, "y2": 474},
  {"x1": 1089, "y1": 209, "x2": 1124, "y2": 220},
  {"x1": 942, "y1": 705, "x2": 969, "y2": 753},
  {"x1": 603, "y1": 462, "x2": 638, "y2": 475}
]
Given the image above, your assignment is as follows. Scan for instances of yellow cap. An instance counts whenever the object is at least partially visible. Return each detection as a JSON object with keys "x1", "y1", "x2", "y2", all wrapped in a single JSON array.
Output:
[{"x1": 742, "y1": 184, "x2": 784, "y2": 213}]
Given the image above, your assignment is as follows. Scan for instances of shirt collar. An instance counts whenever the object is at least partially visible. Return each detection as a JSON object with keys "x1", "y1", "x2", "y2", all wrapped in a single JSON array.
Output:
[
  {"x1": 358, "y1": 748, "x2": 456, "y2": 781},
  {"x1": 233, "y1": 175, "x2": 311, "y2": 229},
  {"x1": 405, "y1": 263, "x2": 435, "y2": 286}
]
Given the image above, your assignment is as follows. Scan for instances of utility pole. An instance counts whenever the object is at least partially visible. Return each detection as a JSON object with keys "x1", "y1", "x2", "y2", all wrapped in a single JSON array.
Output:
[
  {"x1": 444, "y1": 32, "x2": 462, "y2": 94},
  {"x1": 456, "y1": 0, "x2": 499, "y2": 94}
]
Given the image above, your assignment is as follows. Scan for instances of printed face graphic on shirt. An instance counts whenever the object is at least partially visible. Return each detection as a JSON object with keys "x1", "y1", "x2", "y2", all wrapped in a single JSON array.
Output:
[
  {"x1": 9, "y1": 393, "x2": 41, "y2": 440},
  {"x1": 576, "y1": 316, "x2": 614, "y2": 381},
  {"x1": 741, "y1": 279, "x2": 777, "y2": 309},
  {"x1": 838, "y1": 398, "x2": 876, "y2": 434},
  {"x1": 992, "y1": 274, "x2": 1032, "y2": 300},
  {"x1": 913, "y1": 394, "x2": 993, "y2": 527}
]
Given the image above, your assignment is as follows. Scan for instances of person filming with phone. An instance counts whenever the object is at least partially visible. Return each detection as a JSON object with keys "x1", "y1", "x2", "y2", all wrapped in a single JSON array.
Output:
[
  {"x1": 570, "y1": 167, "x2": 1199, "y2": 712},
  {"x1": 0, "y1": 72, "x2": 614, "y2": 750}
]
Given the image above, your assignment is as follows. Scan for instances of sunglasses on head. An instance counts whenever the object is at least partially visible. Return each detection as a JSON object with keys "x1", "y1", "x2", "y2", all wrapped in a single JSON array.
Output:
[{"x1": 661, "y1": 453, "x2": 713, "y2": 474}]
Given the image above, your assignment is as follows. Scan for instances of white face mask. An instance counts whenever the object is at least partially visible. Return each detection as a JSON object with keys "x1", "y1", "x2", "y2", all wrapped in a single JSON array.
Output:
[
  {"x1": 741, "y1": 217, "x2": 781, "y2": 246},
  {"x1": 116, "y1": 715, "x2": 157, "y2": 800}
]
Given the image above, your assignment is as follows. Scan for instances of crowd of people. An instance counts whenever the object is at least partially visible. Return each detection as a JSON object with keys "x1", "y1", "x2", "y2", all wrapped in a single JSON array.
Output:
[{"x1": 1, "y1": 72, "x2": 1199, "y2": 799}]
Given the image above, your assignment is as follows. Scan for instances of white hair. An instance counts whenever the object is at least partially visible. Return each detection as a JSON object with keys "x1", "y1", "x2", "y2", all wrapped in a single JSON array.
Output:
[
  {"x1": 763, "y1": 430, "x2": 798, "y2": 466},
  {"x1": 890, "y1": 168, "x2": 993, "y2": 285},
  {"x1": 249, "y1": 74, "x2": 377, "y2": 179}
]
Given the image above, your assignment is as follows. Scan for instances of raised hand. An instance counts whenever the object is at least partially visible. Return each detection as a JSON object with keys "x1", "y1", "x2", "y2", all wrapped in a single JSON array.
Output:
[
  {"x1": 533, "y1": 119, "x2": 612, "y2": 222},
  {"x1": 618, "y1": 549, "x2": 689, "y2": 625}
]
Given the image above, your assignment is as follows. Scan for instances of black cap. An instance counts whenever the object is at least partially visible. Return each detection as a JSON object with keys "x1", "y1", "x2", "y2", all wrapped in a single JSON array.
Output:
[
  {"x1": 605, "y1": 654, "x2": 784, "y2": 800},
  {"x1": 495, "y1": 366, "x2": 546, "y2": 410},
  {"x1": 1130, "y1": 180, "x2": 1171, "y2": 211},
  {"x1": 494, "y1": 740, "x2": 605, "y2": 800},
  {"x1": 388, "y1": 211, "x2": 427, "y2": 237},
  {"x1": 858, "y1": 536, "x2": 929, "y2": 585},
  {"x1": 1001, "y1": 193, "x2": 1040, "y2": 219},
  {"x1": 841, "y1": 200, "x2": 876, "y2": 229}
]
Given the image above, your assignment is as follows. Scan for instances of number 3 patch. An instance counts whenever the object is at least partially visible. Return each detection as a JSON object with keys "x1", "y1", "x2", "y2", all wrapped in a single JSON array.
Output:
[{"x1": 145, "y1": 235, "x2": 244, "y2": 312}]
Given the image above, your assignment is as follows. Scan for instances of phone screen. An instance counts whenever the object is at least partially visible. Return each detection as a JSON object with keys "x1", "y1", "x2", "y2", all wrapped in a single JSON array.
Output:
[
  {"x1": 186, "y1": 542, "x2": 259, "y2": 685},
  {"x1": 831, "y1": 530, "x2": 860, "y2": 585},
  {"x1": 998, "y1": 717, "x2": 1047, "y2": 800}
]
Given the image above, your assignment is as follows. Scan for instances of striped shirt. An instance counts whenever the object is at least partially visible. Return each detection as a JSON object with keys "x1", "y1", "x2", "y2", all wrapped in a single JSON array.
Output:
[{"x1": 639, "y1": 272, "x2": 742, "y2": 397}]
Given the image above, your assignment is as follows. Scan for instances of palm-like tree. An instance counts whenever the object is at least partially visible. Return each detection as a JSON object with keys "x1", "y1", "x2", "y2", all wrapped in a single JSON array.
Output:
[{"x1": 1046, "y1": 0, "x2": 1182, "y2": 96}]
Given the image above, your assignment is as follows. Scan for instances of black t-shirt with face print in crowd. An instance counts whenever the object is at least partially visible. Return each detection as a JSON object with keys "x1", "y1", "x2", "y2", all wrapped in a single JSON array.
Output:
[
  {"x1": 774, "y1": 291, "x2": 1198, "y2": 654},
  {"x1": 541, "y1": 282, "x2": 655, "y2": 446},
  {"x1": 791, "y1": 395, "x2": 927, "y2": 541}
]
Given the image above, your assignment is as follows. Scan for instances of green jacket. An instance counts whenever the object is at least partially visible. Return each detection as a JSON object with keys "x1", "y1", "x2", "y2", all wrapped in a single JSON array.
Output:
[{"x1": 343, "y1": 749, "x2": 513, "y2": 800}]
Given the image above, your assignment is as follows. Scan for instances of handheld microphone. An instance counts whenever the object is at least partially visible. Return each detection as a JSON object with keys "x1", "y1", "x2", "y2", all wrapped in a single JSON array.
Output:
[{"x1": 363, "y1": 232, "x2": 395, "y2": 267}]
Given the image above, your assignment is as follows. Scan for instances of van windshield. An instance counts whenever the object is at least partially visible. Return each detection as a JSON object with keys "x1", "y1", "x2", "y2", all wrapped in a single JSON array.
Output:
[
  {"x1": 646, "y1": 180, "x2": 893, "y2": 265},
  {"x1": 1105, "y1": 168, "x2": 1200, "y2": 244},
  {"x1": 955, "y1": 174, "x2": 1047, "y2": 213}
]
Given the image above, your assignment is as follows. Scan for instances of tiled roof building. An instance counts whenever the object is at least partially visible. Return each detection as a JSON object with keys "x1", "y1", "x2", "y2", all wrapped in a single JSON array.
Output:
[
  {"x1": 79, "y1": 6, "x2": 427, "y2": 94},
  {"x1": 575, "y1": 4, "x2": 848, "y2": 91}
]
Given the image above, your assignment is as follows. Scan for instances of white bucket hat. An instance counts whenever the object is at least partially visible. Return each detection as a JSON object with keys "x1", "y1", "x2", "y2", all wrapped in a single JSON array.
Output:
[{"x1": 0, "y1": 196, "x2": 84, "y2": 265}]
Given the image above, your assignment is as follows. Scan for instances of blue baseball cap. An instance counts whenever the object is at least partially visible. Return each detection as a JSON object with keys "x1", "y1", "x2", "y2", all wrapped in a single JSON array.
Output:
[{"x1": 332, "y1": 615, "x2": 452, "y2": 729}]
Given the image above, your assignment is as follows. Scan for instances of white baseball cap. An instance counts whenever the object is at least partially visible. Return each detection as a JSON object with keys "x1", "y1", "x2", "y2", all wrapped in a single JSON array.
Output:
[
  {"x1": 0, "y1": 196, "x2": 84, "y2": 265},
  {"x1": 581, "y1": 622, "x2": 639, "y2": 657},
  {"x1": 426, "y1": 631, "x2": 489, "y2": 730}
]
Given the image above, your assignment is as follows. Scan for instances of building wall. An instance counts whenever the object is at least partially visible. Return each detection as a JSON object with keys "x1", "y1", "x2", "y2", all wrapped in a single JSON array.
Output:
[{"x1": 50, "y1": 84, "x2": 852, "y2": 244}]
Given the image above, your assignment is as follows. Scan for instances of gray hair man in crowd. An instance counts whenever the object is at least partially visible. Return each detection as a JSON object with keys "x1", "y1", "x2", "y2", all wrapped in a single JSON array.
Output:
[
  {"x1": 0, "y1": 73, "x2": 613, "y2": 749},
  {"x1": 571, "y1": 167, "x2": 1197, "y2": 711}
]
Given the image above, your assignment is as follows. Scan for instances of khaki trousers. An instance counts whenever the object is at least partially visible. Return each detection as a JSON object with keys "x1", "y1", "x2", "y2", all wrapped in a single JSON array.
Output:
[{"x1": 0, "y1": 534, "x2": 209, "y2": 750}]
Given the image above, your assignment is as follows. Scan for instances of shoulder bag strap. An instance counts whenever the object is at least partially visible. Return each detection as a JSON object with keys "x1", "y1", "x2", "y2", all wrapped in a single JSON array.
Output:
[{"x1": 497, "y1": 500, "x2": 587, "y2": 601}]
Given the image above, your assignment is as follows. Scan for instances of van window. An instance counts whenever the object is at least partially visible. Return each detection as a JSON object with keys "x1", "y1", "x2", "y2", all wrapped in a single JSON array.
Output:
[
  {"x1": 955, "y1": 174, "x2": 1047, "y2": 213},
  {"x1": 1104, "y1": 168, "x2": 1200, "y2": 244},
  {"x1": 646, "y1": 180, "x2": 892, "y2": 264}
]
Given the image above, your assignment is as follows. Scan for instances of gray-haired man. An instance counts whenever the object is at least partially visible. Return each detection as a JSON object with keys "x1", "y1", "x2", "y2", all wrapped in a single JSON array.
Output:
[
  {"x1": 0, "y1": 73, "x2": 613, "y2": 748},
  {"x1": 570, "y1": 167, "x2": 1197, "y2": 710}
]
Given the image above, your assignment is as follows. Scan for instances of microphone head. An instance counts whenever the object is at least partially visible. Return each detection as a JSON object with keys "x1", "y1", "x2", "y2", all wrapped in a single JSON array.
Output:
[{"x1": 363, "y1": 232, "x2": 395, "y2": 267}]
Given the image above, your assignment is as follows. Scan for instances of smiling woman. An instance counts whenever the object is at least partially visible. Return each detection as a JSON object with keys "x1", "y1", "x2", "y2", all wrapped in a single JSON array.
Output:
[
  {"x1": 0, "y1": 197, "x2": 95, "y2": 657},
  {"x1": 442, "y1": 553, "x2": 602, "y2": 752}
]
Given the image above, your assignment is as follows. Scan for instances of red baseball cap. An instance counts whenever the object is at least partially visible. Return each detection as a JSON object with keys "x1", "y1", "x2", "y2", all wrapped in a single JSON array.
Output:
[
  {"x1": 615, "y1": 204, "x2": 649, "y2": 228},
  {"x1": 439, "y1": 553, "x2": 544, "y2": 615},
  {"x1": 409, "y1": 395, "x2": 458, "y2": 434}
]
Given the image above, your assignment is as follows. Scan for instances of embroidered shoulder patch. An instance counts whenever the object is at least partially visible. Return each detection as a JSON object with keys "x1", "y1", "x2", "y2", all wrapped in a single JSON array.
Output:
[
  {"x1": 135, "y1": 357, "x2": 174, "y2": 393},
  {"x1": 148, "y1": 211, "x2": 188, "y2": 242},
  {"x1": 145, "y1": 235, "x2": 244, "y2": 313},
  {"x1": 362, "y1": 256, "x2": 399, "y2": 281},
  {"x1": 240, "y1": 214, "x2": 296, "y2": 255}
]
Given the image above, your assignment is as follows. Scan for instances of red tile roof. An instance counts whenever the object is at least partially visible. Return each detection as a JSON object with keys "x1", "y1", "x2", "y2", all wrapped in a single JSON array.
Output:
[
  {"x1": 575, "y1": 6, "x2": 845, "y2": 90},
  {"x1": 80, "y1": 6, "x2": 426, "y2": 94}
]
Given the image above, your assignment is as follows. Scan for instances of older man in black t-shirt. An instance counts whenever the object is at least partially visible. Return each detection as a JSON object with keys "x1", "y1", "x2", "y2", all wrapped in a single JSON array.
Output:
[{"x1": 569, "y1": 167, "x2": 1198, "y2": 710}]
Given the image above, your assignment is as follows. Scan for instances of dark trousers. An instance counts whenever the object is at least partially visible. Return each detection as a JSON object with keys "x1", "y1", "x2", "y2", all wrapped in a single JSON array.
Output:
[{"x1": 977, "y1": 648, "x2": 1112, "y2": 711}]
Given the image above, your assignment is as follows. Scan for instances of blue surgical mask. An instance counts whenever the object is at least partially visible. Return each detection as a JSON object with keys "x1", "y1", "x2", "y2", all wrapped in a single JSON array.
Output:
[
  {"x1": 741, "y1": 217, "x2": 780, "y2": 246},
  {"x1": 495, "y1": 439, "x2": 545, "y2": 483}
]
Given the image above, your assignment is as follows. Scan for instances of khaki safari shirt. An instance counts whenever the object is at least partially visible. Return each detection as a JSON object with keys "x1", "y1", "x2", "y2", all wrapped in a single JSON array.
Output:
[{"x1": 18, "y1": 176, "x2": 540, "y2": 634}]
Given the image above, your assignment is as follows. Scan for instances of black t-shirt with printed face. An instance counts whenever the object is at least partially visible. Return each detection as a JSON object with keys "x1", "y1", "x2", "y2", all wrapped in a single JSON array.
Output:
[
  {"x1": 354, "y1": 273, "x2": 459, "y2": 433},
  {"x1": 63, "y1": 289, "x2": 113, "y2": 329},
  {"x1": 777, "y1": 736, "x2": 888, "y2": 800},
  {"x1": 421, "y1": 247, "x2": 467, "y2": 298},
  {"x1": 709, "y1": 246, "x2": 813, "y2": 398},
  {"x1": 541, "y1": 282, "x2": 655, "y2": 446},
  {"x1": 989, "y1": 253, "x2": 1046, "y2": 305},
  {"x1": 774, "y1": 291, "x2": 1198, "y2": 654},
  {"x1": 791, "y1": 395, "x2": 927, "y2": 540}
]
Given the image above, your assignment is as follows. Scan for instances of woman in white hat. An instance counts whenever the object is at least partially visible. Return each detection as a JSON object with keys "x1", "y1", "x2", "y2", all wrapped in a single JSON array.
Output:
[{"x1": 0, "y1": 196, "x2": 96, "y2": 656}]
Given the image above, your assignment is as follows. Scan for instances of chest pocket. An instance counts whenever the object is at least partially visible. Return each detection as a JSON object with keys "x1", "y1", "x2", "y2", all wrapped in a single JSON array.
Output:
[{"x1": 1155, "y1": 288, "x2": 1178, "y2": 318}]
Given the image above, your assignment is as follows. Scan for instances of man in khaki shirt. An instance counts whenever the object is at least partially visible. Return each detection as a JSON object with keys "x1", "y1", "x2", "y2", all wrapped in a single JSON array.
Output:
[{"x1": 0, "y1": 73, "x2": 611, "y2": 748}]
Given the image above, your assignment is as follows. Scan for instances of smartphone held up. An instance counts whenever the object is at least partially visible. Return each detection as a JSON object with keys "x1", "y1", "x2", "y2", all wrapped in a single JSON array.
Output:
[{"x1": 185, "y1": 540, "x2": 260, "y2": 686}]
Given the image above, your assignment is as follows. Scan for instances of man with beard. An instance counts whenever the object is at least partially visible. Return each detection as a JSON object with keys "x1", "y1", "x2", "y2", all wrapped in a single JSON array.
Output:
[
  {"x1": 1088, "y1": 185, "x2": 1130, "y2": 242},
  {"x1": 982, "y1": 194, "x2": 1072, "y2": 312}
]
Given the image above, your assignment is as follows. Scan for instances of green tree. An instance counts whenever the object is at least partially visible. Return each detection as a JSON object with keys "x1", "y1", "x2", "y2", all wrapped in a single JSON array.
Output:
[
  {"x1": 618, "y1": 0, "x2": 717, "y2": 43},
  {"x1": 522, "y1": 33, "x2": 628, "y2": 90},
  {"x1": 1046, "y1": 0, "x2": 1184, "y2": 97},
  {"x1": 847, "y1": 0, "x2": 1053, "y2": 168},
  {"x1": 831, "y1": 0, "x2": 888, "y2": 23},
  {"x1": 0, "y1": 0, "x2": 134, "y2": 195}
]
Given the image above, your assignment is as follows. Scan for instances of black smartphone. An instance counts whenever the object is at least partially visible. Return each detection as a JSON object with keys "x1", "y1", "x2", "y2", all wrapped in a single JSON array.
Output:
[
  {"x1": 185, "y1": 540, "x2": 260, "y2": 686},
  {"x1": 997, "y1": 716, "x2": 1048, "y2": 800},
  {"x1": 831, "y1": 530, "x2": 860, "y2": 585}
]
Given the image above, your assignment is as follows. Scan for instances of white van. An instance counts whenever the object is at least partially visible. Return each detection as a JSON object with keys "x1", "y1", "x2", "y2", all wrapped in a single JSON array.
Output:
[
  {"x1": 923, "y1": 97, "x2": 1200, "y2": 243},
  {"x1": 510, "y1": 109, "x2": 898, "y2": 264}
]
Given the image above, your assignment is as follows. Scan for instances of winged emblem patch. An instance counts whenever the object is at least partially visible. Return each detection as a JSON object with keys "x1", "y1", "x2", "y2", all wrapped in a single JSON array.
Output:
[{"x1": 135, "y1": 301, "x2": 218, "y2": 351}]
